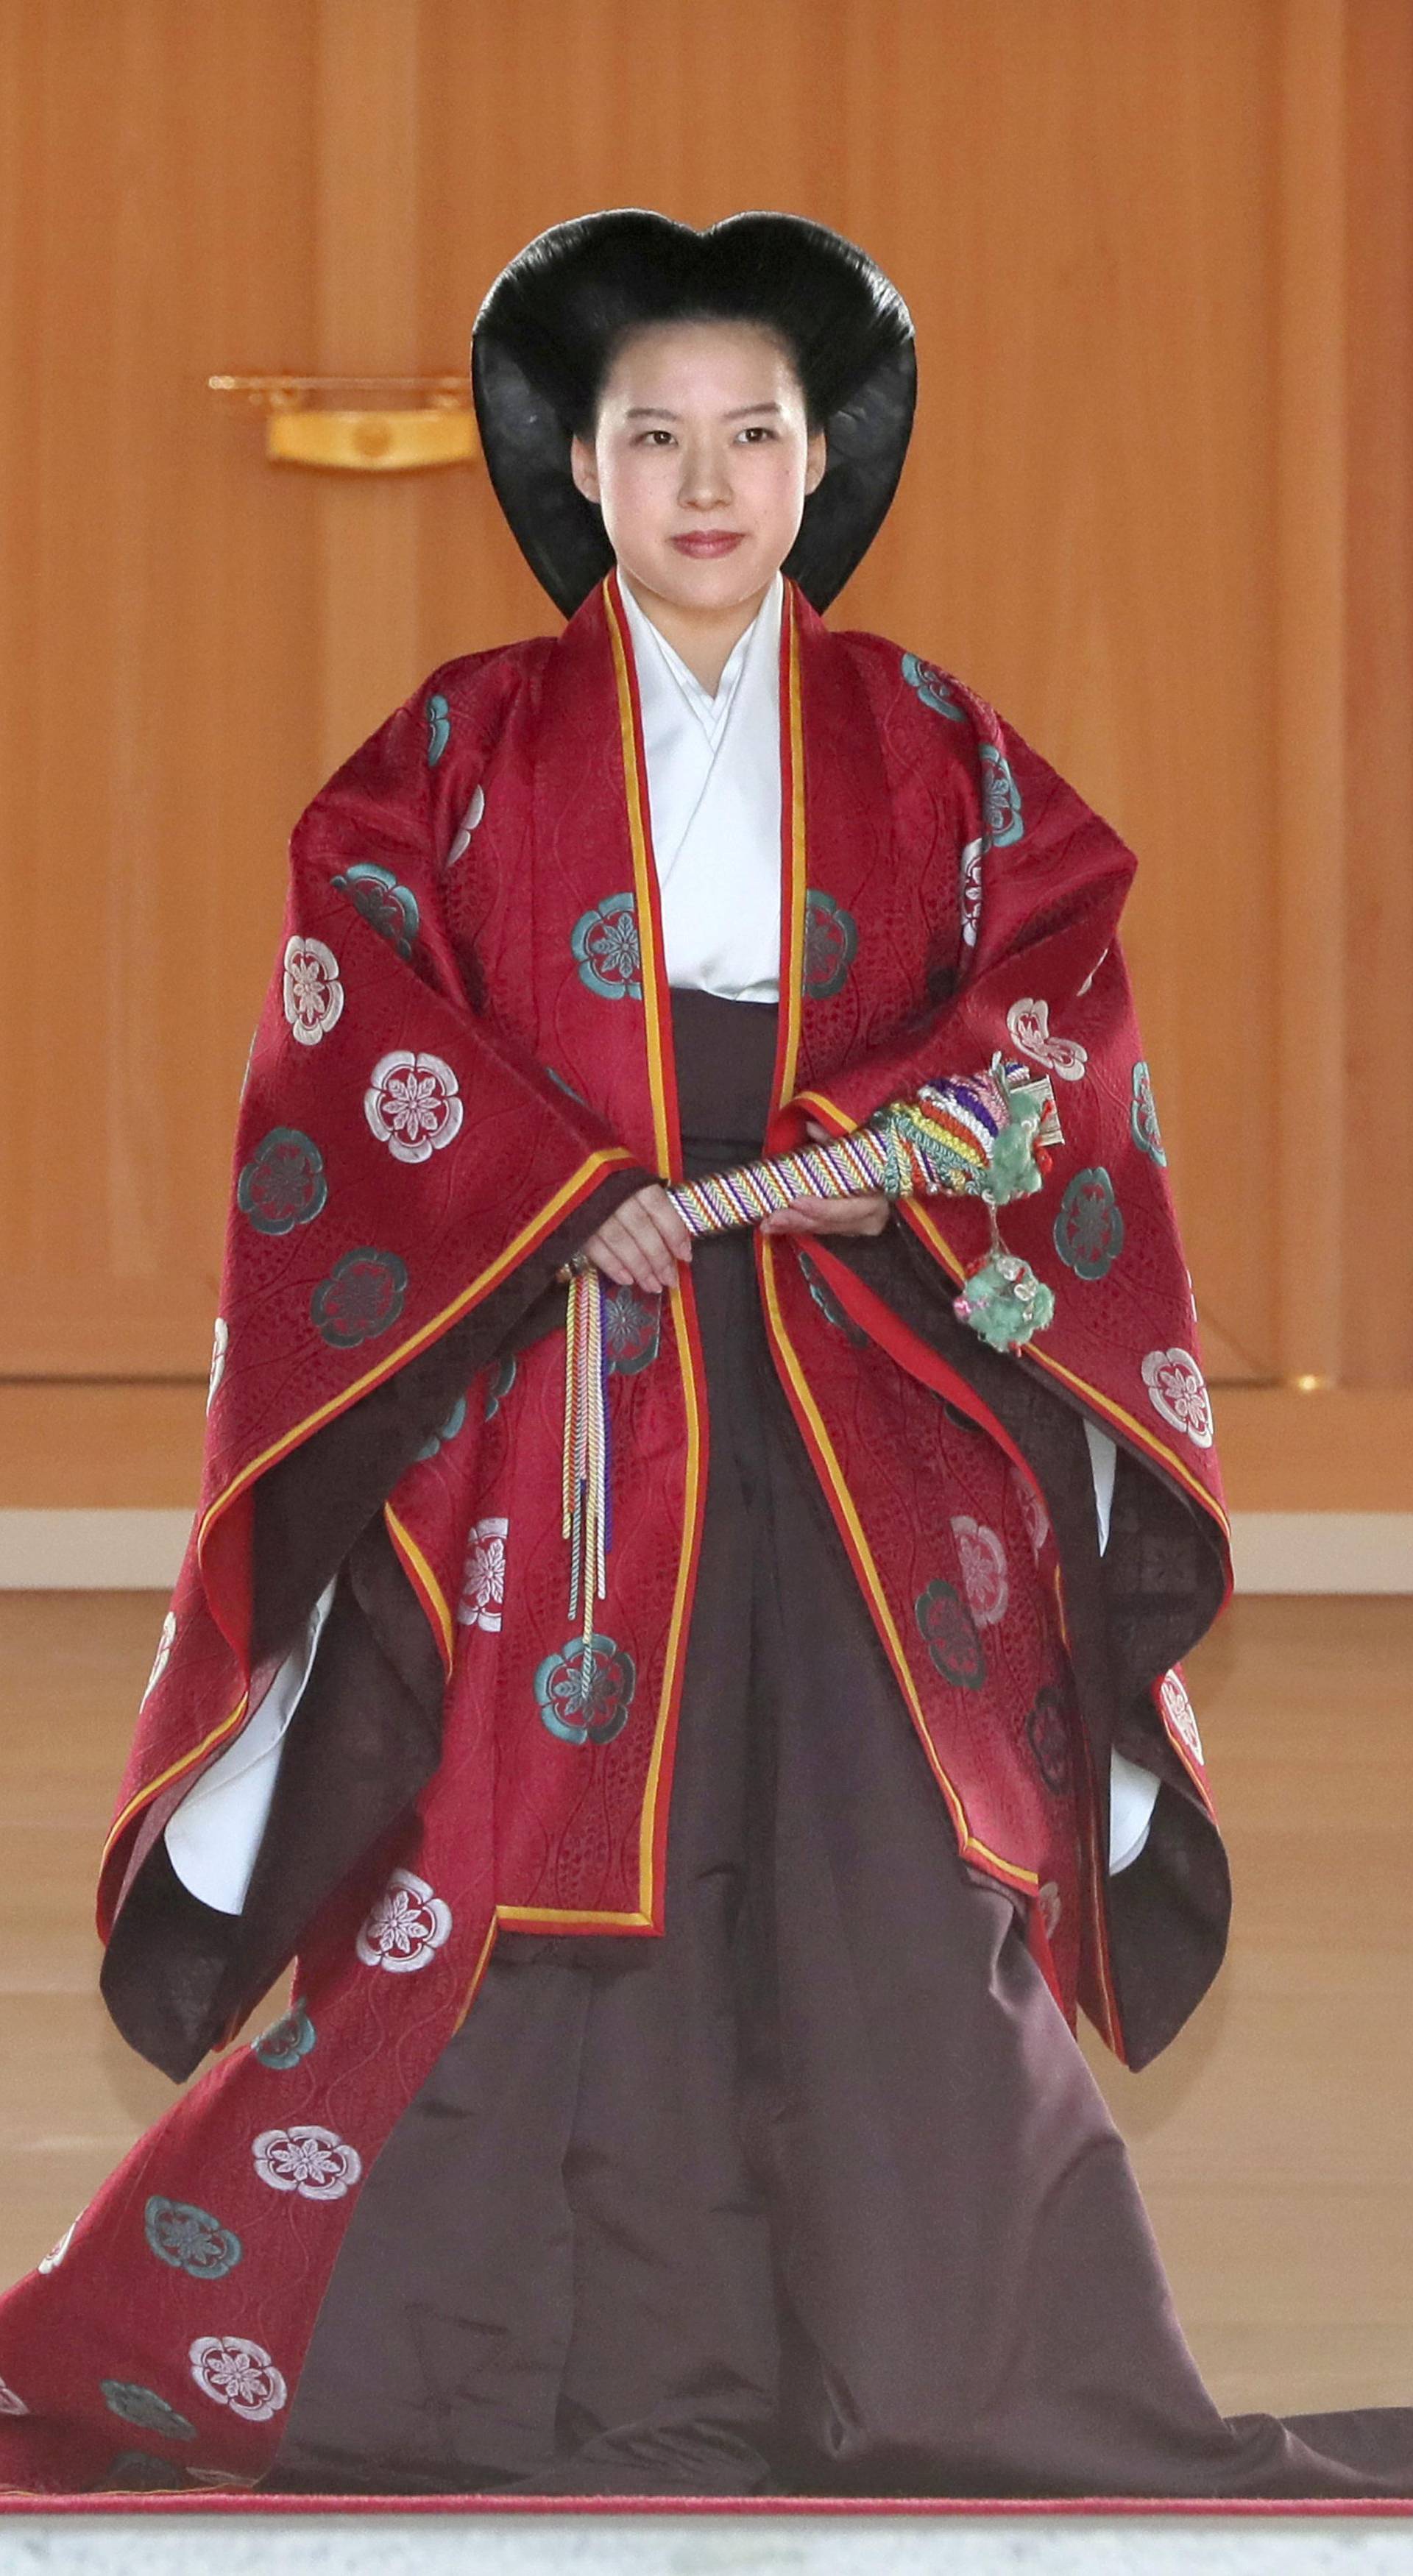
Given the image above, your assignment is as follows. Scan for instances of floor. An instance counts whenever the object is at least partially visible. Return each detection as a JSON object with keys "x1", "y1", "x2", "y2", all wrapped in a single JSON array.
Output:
[{"x1": 0, "y1": 1591, "x2": 1409, "y2": 2421}]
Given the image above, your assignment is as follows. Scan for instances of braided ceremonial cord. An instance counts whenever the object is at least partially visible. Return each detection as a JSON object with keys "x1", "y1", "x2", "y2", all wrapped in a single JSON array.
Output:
[
  {"x1": 555, "y1": 1054, "x2": 1057, "y2": 1643},
  {"x1": 664, "y1": 1064, "x2": 1014, "y2": 1239},
  {"x1": 561, "y1": 1256, "x2": 610, "y2": 1689}
]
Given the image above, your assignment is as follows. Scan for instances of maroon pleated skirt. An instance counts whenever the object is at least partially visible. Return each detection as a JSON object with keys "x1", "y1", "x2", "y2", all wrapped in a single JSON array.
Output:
[{"x1": 265, "y1": 988, "x2": 1412, "y2": 2500}]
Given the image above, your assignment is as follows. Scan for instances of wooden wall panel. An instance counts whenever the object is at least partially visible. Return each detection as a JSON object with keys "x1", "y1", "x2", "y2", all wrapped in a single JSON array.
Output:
[
  {"x1": 0, "y1": 0, "x2": 322, "y2": 1372},
  {"x1": 1345, "y1": 0, "x2": 1413, "y2": 1388},
  {"x1": 0, "y1": 0, "x2": 1408, "y2": 1449}
]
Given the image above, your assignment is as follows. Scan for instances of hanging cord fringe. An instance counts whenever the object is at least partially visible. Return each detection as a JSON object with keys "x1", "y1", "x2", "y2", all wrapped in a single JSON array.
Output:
[{"x1": 561, "y1": 1259, "x2": 610, "y2": 1693}]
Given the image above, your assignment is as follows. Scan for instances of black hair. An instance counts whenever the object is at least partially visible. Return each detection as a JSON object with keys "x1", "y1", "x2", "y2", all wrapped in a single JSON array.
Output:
[{"x1": 471, "y1": 208, "x2": 916, "y2": 617}]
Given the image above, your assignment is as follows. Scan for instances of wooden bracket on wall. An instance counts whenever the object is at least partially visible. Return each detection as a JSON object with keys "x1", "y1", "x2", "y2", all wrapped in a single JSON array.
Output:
[{"x1": 208, "y1": 375, "x2": 478, "y2": 471}]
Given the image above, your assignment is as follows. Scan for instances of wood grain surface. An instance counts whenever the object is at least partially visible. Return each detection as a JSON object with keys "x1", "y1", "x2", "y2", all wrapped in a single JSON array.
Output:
[{"x1": 1, "y1": 0, "x2": 1409, "y2": 1417}]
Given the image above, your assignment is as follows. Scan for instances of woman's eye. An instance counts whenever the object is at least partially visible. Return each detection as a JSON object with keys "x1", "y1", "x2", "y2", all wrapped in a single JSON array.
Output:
[{"x1": 631, "y1": 425, "x2": 777, "y2": 447}]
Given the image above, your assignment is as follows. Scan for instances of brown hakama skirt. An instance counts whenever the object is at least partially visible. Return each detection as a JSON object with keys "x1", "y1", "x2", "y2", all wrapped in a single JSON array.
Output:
[{"x1": 263, "y1": 989, "x2": 1412, "y2": 2500}]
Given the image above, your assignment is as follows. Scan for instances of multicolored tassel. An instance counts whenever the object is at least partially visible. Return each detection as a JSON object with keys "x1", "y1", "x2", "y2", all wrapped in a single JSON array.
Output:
[{"x1": 664, "y1": 1055, "x2": 1059, "y2": 1234}]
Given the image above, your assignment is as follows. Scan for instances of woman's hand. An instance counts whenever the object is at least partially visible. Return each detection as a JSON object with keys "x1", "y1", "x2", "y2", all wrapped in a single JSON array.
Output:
[
  {"x1": 578, "y1": 1181, "x2": 695, "y2": 1294},
  {"x1": 578, "y1": 1120, "x2": 890, "y2": 1292},
  {"x1": 759, "y1": 1119, "x2": 890, "y2": 1240}
]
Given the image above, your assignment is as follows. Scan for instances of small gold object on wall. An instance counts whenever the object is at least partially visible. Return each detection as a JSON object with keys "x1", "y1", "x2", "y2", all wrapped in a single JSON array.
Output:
[{"x1": 208, "y1": 375, "x2": 478, "y2": 473}]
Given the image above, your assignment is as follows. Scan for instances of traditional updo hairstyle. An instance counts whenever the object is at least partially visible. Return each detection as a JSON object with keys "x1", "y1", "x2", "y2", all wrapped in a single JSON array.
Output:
[{"x1": 471, "y1": 209, "x2": 916, "y2": 616}]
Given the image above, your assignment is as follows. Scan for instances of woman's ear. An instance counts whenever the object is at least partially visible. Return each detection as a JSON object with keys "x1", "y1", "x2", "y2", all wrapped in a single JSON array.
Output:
[
  {"x1": 570, "y1": 434, "x2": 601, "y2": 505},
  {"x1": 804, "y1": 426, "x2": 828, "y2": 498}
]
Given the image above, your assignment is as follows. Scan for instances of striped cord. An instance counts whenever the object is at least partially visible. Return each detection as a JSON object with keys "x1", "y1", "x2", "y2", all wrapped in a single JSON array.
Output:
[
  {"x1": 561, "y1": 1260, "x2": 609, "y2": 1688},
  {"x1": 665, "y1": 1065, "x2": 1016, "y2": 1239}
]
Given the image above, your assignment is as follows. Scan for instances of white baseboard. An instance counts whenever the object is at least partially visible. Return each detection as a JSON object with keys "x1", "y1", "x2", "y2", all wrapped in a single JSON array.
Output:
[
  {"x1": 0, "y1": 1510, "x2": 194, "y2": 1588},
  {"x1": 1, "y1": 1510, "x2": 1409, "y2": 1594},
  {"x1": 1229, "y1": 1512, "x2": 1413, "y2": 1593}
]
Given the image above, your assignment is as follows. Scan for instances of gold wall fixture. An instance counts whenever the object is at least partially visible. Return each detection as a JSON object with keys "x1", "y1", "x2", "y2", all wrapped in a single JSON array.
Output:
[{"x1": 208, "y1": 375, "x2": 478, "y2": 472}]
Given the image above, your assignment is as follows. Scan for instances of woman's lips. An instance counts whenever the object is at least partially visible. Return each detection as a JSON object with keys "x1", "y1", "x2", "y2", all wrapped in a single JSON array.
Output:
[{"x1": 670, "y1": 531, "x2": 745, "y2": 556}]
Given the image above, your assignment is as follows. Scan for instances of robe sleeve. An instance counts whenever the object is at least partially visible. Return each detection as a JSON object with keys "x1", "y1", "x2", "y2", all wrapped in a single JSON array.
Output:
[
  {"x1": 788, "y1": 673, "x2": 1228, "y2": 2062},
  {"x1": 202, "y1": 660, "x2": 656, "y2": 1669},
  {"x1": 98, "y1": 662, "x2": 655, "y2": 2077},
  {"x1": 770, "y1": 695, "x2": 1133, "y2": 1155}
]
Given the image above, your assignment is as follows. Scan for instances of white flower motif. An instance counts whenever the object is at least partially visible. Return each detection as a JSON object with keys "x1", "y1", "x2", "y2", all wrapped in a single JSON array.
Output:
[
  {"x1": 949, "y1": 1516, "x2": 1009, "y2": 1626},
  {"x1": 188, "y1": 2335, "x2": 286, "y2": 2424},
  {"x1": 38, "y1": 2218, "x2": 77, "y2": 2275},
  {"x1": 206, "y1": 1316, "x2": 228, "y2": 1414},
  {"x1": 364, "y1": 1050, "x2": 464, "y2": 1165},
  {"x1": 282, "y1": 936, "x2": 344, "y2": 1047},
  {"x1": 0, "y1": 2375, "x2": 28, "y2": 2416},
  {"x1": 1141, "y1": 1346, "x2": 1214, "y2": 1448},
  {"x1": 959, "y1": 835, "x2": 985, "y2": 949},
  {"x1": 141, "y1": 1610, "x2": 177, "y2": 1707},
  {"x1": 456, "y1": 1515, "x2": 509, "y2": 1632},
  {"x1": 355, "y1": 1865, "x2": 453, "y2": 1973},
  {"x1": 1038, "y1": 1880, "x2": 1063, "y2": 1938},
  {"x1": 252, "y1": 2124, "x2": 362, "y2": 2201},
  {"x1": 1013, "y1": 1466, "x2": 1050, "y2": 1560},
  {"x1": 1076, "y1": 946, "x2": 1109, "y2": 999},
  {"x1": 1006, "y1": 997, "x2": 1088, "y2": 1082},
  {"x1": 447, "y1": 782, "x2": 486, "y2": 865},
  {"x1": 1158, "y1": 1668, "x2": 1204, "y2": 1764}
]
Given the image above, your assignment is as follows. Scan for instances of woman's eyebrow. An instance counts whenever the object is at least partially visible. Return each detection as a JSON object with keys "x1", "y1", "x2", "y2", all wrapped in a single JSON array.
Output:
[{"x1": 621, "y1": 400, "x2": 786, "y2": 421}]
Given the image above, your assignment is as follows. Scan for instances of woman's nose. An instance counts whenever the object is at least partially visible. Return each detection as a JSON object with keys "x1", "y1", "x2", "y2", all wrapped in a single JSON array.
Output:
[{"x1": 676, "y1": 443, "x2": 732, "y2": 506}]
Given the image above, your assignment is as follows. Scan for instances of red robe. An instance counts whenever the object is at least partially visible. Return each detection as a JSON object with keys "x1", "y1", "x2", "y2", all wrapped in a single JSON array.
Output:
[{"x1": 0, "y1": 570, "x2": 1230, "y2": 2494}]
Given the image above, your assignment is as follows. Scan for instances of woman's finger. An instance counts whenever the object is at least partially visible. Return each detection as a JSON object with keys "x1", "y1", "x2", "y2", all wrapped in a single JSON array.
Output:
[
  {"x1": 635, "y1": 1183, "x2": 694, "y2": 1264},
  {"x1": 762, "y1": 1191, "x2": 890, "y2": 1237},
  {"x1": 598, "y1": 1188, "x2": 688, "y2": 1291}
]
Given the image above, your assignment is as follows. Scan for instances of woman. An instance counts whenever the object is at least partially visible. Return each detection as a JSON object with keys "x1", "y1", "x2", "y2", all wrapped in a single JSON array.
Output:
[{"x1": 0, "y1": 211, "x2": 1407, "y2": 2500}]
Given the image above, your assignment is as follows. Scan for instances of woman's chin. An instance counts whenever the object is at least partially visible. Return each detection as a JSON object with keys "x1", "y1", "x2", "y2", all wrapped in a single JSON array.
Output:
[{"x1": 623, "y1": 548, "x2": 779, "y2": 615}]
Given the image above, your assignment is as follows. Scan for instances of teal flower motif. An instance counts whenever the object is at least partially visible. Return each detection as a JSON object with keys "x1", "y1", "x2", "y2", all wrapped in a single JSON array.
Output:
[
  {"x1": 484, "y1": 1353, "x2": 517, "y2": 1420},
  {"x1": 310, "y1": 1246, "x2": 408, "y2": 1349},
  {"x1": 797, "y1": 1248, "x2": 869, "y2": 1347},
  {"x1": 332, "y1": 860, "x2": 420, "y2": 959},
  {"x1": 1130, "y1": 1058, "x2": 1166, "y2": 1164},
  {"x1": 570, "y1": 893, "x2": 642, "y2": 999},
  {"x1": 1026, "y1": 1683, "x2": 1072, "y2": 1793},
  {"x1": 913, "y1": 1578, "x2": 986, "y2": 1690},
  {"x1": 1053, "y1": 1165, "x2": 1125, "y2": 1283},
  {"x1": 534, "y1": 1632, "x2": 637, "y2": 1747},
  {"x1": 415, "y1": 1394, "x2": 468, "y2": 1461},
  {"x1": 250, "y1": 1998, "x2": 316, "y2": 2069},
  {"x1": 236, "y1": 1128, "x2": 327, "y2": 1238},
  {"x1": 979, "y1": 744, "x2": 1024, "y2": 847},
  {"x1": 900, "y1": 650, "x2": 964, "y2": 720},
  {"x1": 425, "y1": 691, "x2": 450, "y2": 765},
  {"x1": 802, "y1": 888, "x2": 857, "y2": 999},
  {"x1": 144, "y1": 2198, "x2": 242, "y2": 2282},
  {"x1": 105, "y1": 2451, "x2": 183, "y2": 2490},
  {"x1": 100, "y1": 2381, "x2": 196, "y2": 2442},
  {"x1": 603, "y1": 1284, "x2": 659, "y2": 1374}
]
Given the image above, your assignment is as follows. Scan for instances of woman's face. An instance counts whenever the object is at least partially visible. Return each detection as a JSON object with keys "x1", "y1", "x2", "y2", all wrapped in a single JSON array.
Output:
[{"x1": 570, "y1": 319, "x2": 826, "y2": 615}]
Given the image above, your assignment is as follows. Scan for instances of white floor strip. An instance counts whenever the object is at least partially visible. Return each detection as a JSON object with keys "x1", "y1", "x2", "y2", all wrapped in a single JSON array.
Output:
[
  {"x1": 1, "y1": 2512, "x2": 1412, "y2": 2576},
  {"x1": 1229, "y1": 1514, "x2": 1413, "y2": 1593},
  {"x1": 0, "y1": 1512, "x2": 195, "y2": 1590},
  {"x1": 1, "y1": 1512, "x2": 1410, "y2": 1594}
]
